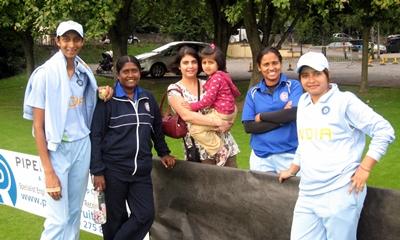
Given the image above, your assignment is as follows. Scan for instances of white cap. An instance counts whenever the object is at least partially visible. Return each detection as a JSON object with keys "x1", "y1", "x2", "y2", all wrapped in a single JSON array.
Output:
[
  {"x1": 56, "y1": 20, "x2": 84, "y2": 38},
  {"x1": 296, "y1": 52, "x2": 329, "y2": 73}
]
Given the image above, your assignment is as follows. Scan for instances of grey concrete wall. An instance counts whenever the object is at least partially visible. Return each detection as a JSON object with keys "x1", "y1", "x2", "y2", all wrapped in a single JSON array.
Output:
[{"x1": 150, "y1": 159, "x2": 400, "y2": 240}]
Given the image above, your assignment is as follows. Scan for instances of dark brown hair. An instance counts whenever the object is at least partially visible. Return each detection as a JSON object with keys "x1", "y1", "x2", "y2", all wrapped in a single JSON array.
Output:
[
  {"x1": 199, "y1": 44, "x2": 226, "y2": 71},
  {"x1": 169, "y1": 46, "x2": 201, "y2": 74},
  {"x1": 298, "y1": 68, "x2": 330, "y2": 82},
  {"x1": 116, "y1": 55, "x2": 141, "y2": 74},
  {"x1": 256, "y1": 47, "x2": 282, "y2": 66}
]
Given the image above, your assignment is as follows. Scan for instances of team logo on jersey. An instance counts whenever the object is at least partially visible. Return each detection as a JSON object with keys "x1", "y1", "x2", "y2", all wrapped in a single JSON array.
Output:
[
  {"x1": 321, "y1": 106, "x2": 330, "y2": 115},
  {"x1": 76, "y1": 79, "x2": 84, "y2": 86},
  {"x1": 280, "y1": 92, "x2": 289, "y2": 102},
  {"x1": 0, "y1": 154, "x2": 17, "y2": 206},
  {"x1": 144, "y1": 102, "x2": 150, "y2": 112}
]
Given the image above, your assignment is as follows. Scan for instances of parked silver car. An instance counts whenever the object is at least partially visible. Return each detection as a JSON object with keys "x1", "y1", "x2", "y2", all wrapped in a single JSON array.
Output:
[
  {"x1": 136, "y1": 41, "x2": 208, "y2": 77},
  {"x1": 327, "y1": 41, "x2": 353, "y2": 48}
]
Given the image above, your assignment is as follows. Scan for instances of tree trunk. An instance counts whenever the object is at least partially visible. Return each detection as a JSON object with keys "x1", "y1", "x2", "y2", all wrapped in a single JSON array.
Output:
[
  {"x1": 360, "y1": 25, "x2": 371, "y2": 93},
  {"x1": 244, "y1": 0, "x2": 262, "y2": 88},
  {"x1": 275, "y1": 14, "x2": 300, "y2": 49},
  {"x1": 20, "y1": 30, "x2": 35, "y2": 76},
  {"x1": 109, "y1": 0, "x2": 133, "y2": 70},
  {"x1": 205, "y1": 0, "x2": 236, "y2": 62}
]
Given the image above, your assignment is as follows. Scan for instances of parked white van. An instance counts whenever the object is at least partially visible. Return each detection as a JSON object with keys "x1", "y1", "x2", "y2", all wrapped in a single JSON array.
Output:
[{"x1": 229, "y1": 28, "x2": 263, "y2": 43}]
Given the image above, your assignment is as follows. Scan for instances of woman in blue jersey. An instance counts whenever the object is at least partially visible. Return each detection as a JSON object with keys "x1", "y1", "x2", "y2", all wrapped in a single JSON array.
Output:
[
  {"x1": 242, "y1": 47, "x2": 303, "y2": 173},
  {"x1": 279, "y1": 52, "x2": 395, "y2": 240},
  {"x1": 90, "y1": 55, "x2": 176, "y2": 240}
]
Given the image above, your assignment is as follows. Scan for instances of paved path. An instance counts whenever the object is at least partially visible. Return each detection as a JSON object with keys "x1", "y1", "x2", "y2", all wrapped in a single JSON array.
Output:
[
  {"x1": 227, "y1": 58, "x2": 400, "y2": 87},
  {"x1": 91, "y1": 57, "x2": 400, "y2": 88}
]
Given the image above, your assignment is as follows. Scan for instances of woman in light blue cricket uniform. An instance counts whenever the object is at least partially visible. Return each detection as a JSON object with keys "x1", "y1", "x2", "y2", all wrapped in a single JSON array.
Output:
[
  {"x1": 23, "y1": 20, "x2": 112, "y2": 240},
  {"x1": 279, "y1": 52, "x2": 395, "y2": 240},
  {"x1": 242, "y1": 47, "x2": 303, "y2": 173}
]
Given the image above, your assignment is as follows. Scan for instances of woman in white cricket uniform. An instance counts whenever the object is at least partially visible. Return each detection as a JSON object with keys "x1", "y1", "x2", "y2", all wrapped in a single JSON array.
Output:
[{"x1": 279, "y1": 52, "x2": 395, "y2": 240}]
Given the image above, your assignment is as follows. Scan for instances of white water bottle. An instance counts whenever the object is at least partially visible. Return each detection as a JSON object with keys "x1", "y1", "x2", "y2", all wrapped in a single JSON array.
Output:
[{"x1": 94, "y1": 190, "x2": 107, "y2": 224}]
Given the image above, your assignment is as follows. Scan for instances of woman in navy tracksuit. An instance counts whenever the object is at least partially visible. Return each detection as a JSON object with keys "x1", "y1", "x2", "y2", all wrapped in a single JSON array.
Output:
[{"x1": 90, "y1": 55, "x2": 176, "y2": 240}]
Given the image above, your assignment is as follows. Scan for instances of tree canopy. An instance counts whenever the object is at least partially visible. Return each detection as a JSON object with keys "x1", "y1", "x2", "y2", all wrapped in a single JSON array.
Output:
[{"x1": 1, "y1": 0, "x2": 399, "y2": 86}]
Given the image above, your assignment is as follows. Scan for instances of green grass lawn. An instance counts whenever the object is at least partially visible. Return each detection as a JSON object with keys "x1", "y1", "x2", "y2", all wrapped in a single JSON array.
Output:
[
  {"x1": 1, "y1": 74, "x2": 399, "y2": 187},
  {"x1": 0, "y1": 205, "x2": 100, "y2": 240},
  {"x1": 1, "y1": 44, "x2": 399, "y2": 238},
  {"x1": 1, "y1": 74, "x2": 399, "y2": 238}
]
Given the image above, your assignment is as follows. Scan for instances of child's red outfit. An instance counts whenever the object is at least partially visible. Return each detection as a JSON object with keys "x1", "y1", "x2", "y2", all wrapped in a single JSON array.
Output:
[
  {"x1": 189, "y1": 70, "x2": 240, "y2": 166},
  {"x1": 190, "y1": 70, "x2": 240, "y2": 114}
]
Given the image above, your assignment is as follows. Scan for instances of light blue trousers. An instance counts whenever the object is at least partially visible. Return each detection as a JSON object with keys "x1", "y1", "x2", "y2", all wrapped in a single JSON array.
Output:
[
  {"x1": 41, "y1": 136, "x2": 90, "y2": 240},
  {"x1": 249, "y1": 150, "x2": 295, "y2": 174},
  {"x1": 291, "y1": 183, "x2": 367, "y2": 240}
]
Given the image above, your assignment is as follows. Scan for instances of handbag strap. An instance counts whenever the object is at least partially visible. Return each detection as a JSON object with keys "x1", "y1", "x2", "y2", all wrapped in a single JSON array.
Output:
[
  {"x1": 159, "y1": 85, "x2": 183, "y2": 116},
  {"x1": 183, "y1": 135, "x2": 197, "y2": 151},
  {"x1": 196, "y1": 79, "x2": 200, "y2": 101},
  {"x1": 183, "y1": 79, "x2": 201, "y2": 150}
]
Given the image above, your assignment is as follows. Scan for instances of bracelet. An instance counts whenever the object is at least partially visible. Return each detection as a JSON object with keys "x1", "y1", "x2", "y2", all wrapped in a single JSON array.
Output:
[
  {"x1": 46, "y1": 186, "x2": 61, "y2": 193},
  {"x1": 359, "y1": 164, "x2": 371, "y2": 172}
]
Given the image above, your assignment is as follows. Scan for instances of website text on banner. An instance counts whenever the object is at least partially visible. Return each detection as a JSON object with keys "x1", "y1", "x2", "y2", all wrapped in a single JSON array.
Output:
[{"x1": 0, "y1": 149, "x2": 102, "y2": 236}]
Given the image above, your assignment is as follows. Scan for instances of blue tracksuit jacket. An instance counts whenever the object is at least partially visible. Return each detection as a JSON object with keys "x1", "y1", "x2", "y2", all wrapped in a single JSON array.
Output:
[{"x1": 90, "y1": 83, "x2": 170, "y2": 177}]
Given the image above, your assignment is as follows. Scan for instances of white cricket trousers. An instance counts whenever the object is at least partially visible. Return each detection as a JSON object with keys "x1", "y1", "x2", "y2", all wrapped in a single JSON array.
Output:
[
  {"x1": 291, "y1": 183, "x2": 367, "y2": 240},
  {"x1": 41, "y1": 136, "x2": 90, "y2": 240}
]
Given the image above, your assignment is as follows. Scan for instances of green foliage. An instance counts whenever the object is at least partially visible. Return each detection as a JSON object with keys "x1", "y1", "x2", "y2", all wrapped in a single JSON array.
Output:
[
  {"x1": 137, "y1": 0, "x2": 213, "y2": 41},
  {"x1": 0, "y1": 0, "x2": 123, "y2": 40},
  {"x1": 291, "y1": 0, "x2": 400, "y2": 44},
  {"x1": 0, "y1": 0, "x2": 41, "y2": 33},
  {"x1": 127, "y1": 43, "x2": 160, "y2": 56},
  {"x1": 32, "y1": 0, "x2": 123, "y2": 39},
  {"x1": 272, "y1": 0, "x2": 290, "y2": 9},
  {"x1": 224, "y1": 1, "x2": 245, "y2": 25}
]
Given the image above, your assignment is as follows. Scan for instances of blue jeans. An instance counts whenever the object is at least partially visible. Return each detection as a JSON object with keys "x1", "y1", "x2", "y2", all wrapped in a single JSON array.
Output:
[
  {"x1": 249, "y1": 150, "x2": 295, "y2": 174},
  {"x1": 41, "y1": 136, "x2": 90, "y2": 240}
]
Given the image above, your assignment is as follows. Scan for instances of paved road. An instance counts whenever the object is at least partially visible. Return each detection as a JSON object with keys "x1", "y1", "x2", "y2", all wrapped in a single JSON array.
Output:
[
  {"x1": 227, "y1": 57, "x2": 400, "y2": 87},
  {"x1": 92, "y1": 56, "x2": 400, "y2": 87}
]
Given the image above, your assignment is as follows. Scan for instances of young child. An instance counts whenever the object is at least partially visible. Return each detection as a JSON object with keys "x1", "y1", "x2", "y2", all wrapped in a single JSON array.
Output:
[
  {"x1": 183, "y1": 44, "x2": 240, "y2": 166},
  {"x1": 23, "y1": 20, "x2": 112, "y2": 239}
]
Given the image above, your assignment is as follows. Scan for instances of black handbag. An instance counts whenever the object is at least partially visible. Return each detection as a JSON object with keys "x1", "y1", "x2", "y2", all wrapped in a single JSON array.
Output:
[{"x1": 183, "y1": 136, "x2": 201, "y2": 162}]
